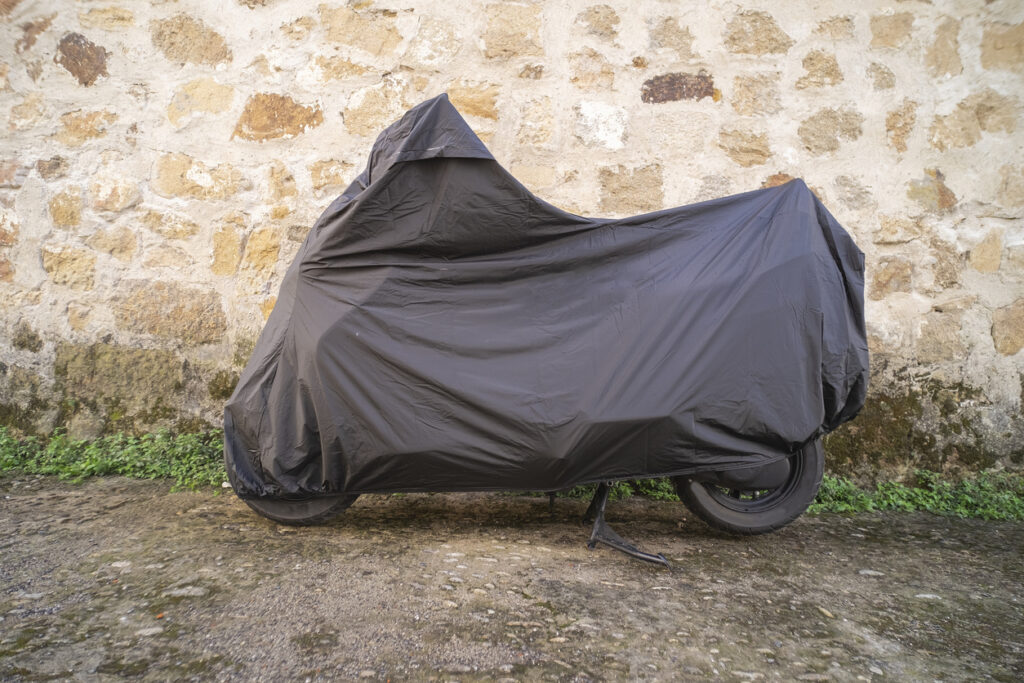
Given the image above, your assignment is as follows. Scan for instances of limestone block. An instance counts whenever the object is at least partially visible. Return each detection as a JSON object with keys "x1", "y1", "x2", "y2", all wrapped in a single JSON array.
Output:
[
  {"x1": 870, "y1": 13, "x2": 914, "y2": 49},
  {"x1": 314, "y1": 56, "x2": 369, "y2": 81},
  {"x1": 574, "y1": 101, "x2": 626, "y2": 150},
  {"x1": 309, "y1": 160, "x2": 353, "y2": 196},
  {"x1": 795, "y1": 50, "x2": 842, "y2": 89},
  {"x1": 907, "y1": 169, "x2": 957, "y2": 213},
  {"x1": 508, "y1": 164, "x2": 558, "y2": 190},
  {"x1": 833, "y1": 175, "x2": 876, "y2": 211},
  {"x1": 36, "y1": 156, "x2": 67, "y2": 180},
  {"x1": 649, "y1": 17, "x2": 695, "y2": 59},
  {"x1": 815, "y1": 16, "x2": 854, "y2": 40},
  {"x1": 483, "y1": 3, "x2": 543, "y2": 59},
  {"x1": 404, "y1": 17, "x2": 461, "y2": 68},
  {"x1": 868, "y1": 62, "x2": 895, "y2": 90},
  {"x1": 981, "y1": 22, "x2": 1024, "y2": 72},
  {"x1": 89, "y1": 173, "x2": 139, "y2": 213},
  {"x1": 143, "y1": 244, "x2": 192, "y2": 269},
  {"x1": 598, "y1": 164, "x2": 663, "y2": 215},
  {"x1": 969, "y1": 230, "x2": 1002, "y2": 273},
  {"x1": 78, "y1": 7, "x2": 134, "y2": 30},
  {"x1": 997, "y1": 165, "x2": 1024, "y2": 207},
  {"x1": 152, "y1": 154, "x2": 248, "y2": 200},
  {"x1": 86, "y1": 225, "x2": 136, "y2": 262},
  {"x1": 140, "y1": 209, "x2": 200, "y2": 240},
  {"x1": 48, "y1": 188, "x2": 81, "y2": 228},
  {"x1": 761, "y1": 173, "x2": 794, "y2": 189},
  {"x1": 992, "y1": 300, "x2": 1024, "y2": 355},
  {"x1": 885, "y1": 99, "x2": 917, "y2": 154},
  {"x1": 516, "y1": 98, "x2": 553, "y2": 147},
  {"x1": 929, "y1": 239, "x2": 962, "y2": 290},
  {"x1": 874, "y1": 215, "x2": 923, "y2": 245},
  {"x1": 114, "y1": 281, "x2": 227, "y2": 344},
  {"x1": 519, "y1": 64, "x2": 543, "y2": 79},
  {"x1": 724, "y1": 11, "x2": 793, "y2": 55},
  {"x1": 575, "y1": 5, "x2": 619, "y2": 39},
  {"x1": 926, "y1": 17, "x2": 962, "y2": 77},
  {"x1": 67, "y1": 303, "x2": 90, "y2": 331},
  {"x1": 211, "y1": 225, "x2": 243, "y2": 276},
  {"x1": 282, "y1": 16, "x2": 314, "y2": 41},
  {"x1": 12, "y1": 322, "x2": 42, "y2": 351},
  {"x1": 151, "y1": 14, "x2": 231, "y2": 66},
  {"x1": 929, "y1": 89, "x2": 1018, "y2": 151},
  {"x1": 168, "y1": 78, "x2": 234, "y2": 127},
  {"x1": 241, "y1": 227, "x2": 280, "y2": 279},
  {"x1": 869, "y1": 257, "x2": 913, "y2": 300},
  {"x1": 319, "y1": 5, "x2": 402, "y2": 56},
  {"x1": 917, "y1": 313, "x2": 964, "y2": 364},
  {"x1": 0, "y1": 210, "x2": 17, "y2": 246},
  {"x1": 343, "y1": 78, "x2": 408, "y2": 137},
  {"x1": 798, "y1": 107, "x2": 863, "y2": 155},
  {"x1": 731, "y1": 73, "x2": 780, "y2": 116},
  {"x1": 448, "y1": 81, "x2": 500, "y2": 119},
  {"x1": 42, "y1": 246, "x2": 96, "y2": 290},
  {"x1": 54, "y1": 110, "x2": 115, "y2": 147},
  {"x1": 9, "y1": 93, "x2": 44, "y2": 130},
  {"x1": 267, "y1": 161, "x2": 297, "y2": 201},
  {"x1": 568, "y1": 47, "x2": 614, "y2": 90},
  {"x1": 233, "y1": 93, "x2": 323, "y2": 142},
  {"x1": 718, "y1": 129, "x2": 771, "y2": 167},
  {"x1": 260, "y1": 296, "x2": 276, "y2": 320},
  {"x1": 54, "y1": 342, "x2": 183, "y2": 415}
]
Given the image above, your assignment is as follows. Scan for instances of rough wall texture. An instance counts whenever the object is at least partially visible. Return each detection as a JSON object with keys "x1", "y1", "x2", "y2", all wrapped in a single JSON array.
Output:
[{"x1": 0, "y1": 0, "x2": 1021, "y2": 481}]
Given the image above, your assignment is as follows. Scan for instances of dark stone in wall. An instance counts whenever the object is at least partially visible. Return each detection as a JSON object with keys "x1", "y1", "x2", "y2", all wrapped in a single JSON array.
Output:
[
  {"x1": 55, "y1": 32, "x2": 109, "y2": 86},
  {"x1": 12, "y1": 323, "x2": 42, "y2": 352},
  {"x1": 641, "y1": 71, "x2": 715, "y2": 103}
]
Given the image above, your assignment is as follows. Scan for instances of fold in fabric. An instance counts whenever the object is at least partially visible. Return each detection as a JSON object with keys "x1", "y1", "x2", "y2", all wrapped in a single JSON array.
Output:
[{"x1": 224, "y1": 94, "x2": 868, "y2": 499}]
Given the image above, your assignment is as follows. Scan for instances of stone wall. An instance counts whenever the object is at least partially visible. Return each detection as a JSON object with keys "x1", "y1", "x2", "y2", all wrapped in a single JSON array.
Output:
[{"x1": 1, "y1": 0, "x2": 1021, "y2": 481}]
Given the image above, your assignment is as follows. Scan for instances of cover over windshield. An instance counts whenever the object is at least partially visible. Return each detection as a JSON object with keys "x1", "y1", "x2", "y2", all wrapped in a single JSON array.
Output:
[{"x1": 224, "y1": 94, "x2": 868, "y2": 499}]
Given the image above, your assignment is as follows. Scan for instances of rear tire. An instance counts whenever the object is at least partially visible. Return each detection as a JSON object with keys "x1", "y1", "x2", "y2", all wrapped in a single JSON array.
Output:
[
  {"x1": 672, "y1": 440, "x2": 824, "y2": 535},
  {"x1": 241, "y1": 495, "x2": 358, "y2": 526}
]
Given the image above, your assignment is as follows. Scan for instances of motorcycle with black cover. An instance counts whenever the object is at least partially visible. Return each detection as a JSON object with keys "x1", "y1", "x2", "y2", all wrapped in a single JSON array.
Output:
[{"x1": 224, "y1": 95, "x2": 868, "y2": 566}]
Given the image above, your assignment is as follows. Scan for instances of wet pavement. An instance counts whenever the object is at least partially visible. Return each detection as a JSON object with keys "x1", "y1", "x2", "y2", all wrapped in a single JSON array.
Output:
[{"x1": 1, "y1": 475, "x2": 1022, "y2": 681}]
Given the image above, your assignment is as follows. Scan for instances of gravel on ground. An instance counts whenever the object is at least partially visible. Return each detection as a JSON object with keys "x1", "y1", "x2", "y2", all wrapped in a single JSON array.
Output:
[{"x1": 1, "y1": 475, "x2": 1022, "y2": 681}]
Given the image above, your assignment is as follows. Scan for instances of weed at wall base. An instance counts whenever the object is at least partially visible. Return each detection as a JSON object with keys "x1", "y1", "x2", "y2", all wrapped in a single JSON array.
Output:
[
  {"x1": 0, "y1": 427, "x2": 225, "y2": 490},
  {"x1": 1, "y1": 427, "x2": 1022, "y2": 521}
]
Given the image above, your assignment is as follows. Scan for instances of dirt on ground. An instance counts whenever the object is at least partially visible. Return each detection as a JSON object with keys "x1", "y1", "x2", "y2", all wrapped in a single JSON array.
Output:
[{"x1": 1, "y1": 475, "x2": 1022, "y2": 681}]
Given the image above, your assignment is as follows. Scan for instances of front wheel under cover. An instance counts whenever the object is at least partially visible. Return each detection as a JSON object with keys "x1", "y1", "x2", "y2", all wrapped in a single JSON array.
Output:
[
  {"x1": 241, "y1": 495, "x2": 358, "y2": 526},
  {"x1": 672, "y1": 440, "x2": 824, "y2": 535}
]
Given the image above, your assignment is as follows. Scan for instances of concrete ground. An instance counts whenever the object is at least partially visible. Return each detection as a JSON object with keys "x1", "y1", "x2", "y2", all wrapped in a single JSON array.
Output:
[{"x1": 1, "y1": 475, "x2": 1022, "y2": 681}]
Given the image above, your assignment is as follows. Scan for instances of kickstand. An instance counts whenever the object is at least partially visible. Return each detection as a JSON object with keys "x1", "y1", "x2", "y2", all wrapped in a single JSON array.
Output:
[{"x1": 582, "y1": 482, "x2": 670, "y2": 568}]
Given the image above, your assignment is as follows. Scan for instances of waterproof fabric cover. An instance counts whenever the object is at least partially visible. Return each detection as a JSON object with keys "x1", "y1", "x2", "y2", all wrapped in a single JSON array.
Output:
[{"x1": 224, "y1": 94, "x2": 868, "y2": 499}]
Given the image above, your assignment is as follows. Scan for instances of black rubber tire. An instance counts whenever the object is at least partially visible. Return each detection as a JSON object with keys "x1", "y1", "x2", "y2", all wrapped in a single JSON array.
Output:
[
  {"x1": 672, "y1": 440, "x2": 824, "y2": 535},
  {"x1": 241, "y1": 495, "x2": 358, "y2": 526}
]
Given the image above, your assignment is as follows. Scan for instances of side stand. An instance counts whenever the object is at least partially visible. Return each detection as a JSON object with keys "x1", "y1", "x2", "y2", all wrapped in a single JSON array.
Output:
[{"x1": 582, "y1": 482, "x2": 670, "y2": 568}]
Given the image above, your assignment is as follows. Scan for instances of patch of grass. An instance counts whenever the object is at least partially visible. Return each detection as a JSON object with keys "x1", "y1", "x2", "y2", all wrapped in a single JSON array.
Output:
[
  {"x1": 0, "y1": 427, "x2": 225, "y2": 490},
  {"x1": 810, "y1": 470, "x2": 1024, "y2": 521},
  {"x1": 2, "y1": 426, "x2": 1022, "y2": 520}
]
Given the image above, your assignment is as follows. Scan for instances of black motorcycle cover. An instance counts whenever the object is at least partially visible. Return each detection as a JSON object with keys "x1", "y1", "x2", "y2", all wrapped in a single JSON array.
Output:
[{"x1": 224, "y1": 94, "x2": 868, "y2": 499}]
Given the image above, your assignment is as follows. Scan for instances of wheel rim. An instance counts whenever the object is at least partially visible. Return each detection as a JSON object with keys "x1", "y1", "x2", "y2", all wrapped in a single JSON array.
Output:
[{"x1": 699, "y1": 453, "x2": 806, "y2": 513}]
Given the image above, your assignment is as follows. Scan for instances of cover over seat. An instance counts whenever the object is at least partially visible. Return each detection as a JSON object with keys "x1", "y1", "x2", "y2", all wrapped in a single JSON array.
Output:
[{"x1": 224, "y1": 94, "x2": 868, "y2": 499}]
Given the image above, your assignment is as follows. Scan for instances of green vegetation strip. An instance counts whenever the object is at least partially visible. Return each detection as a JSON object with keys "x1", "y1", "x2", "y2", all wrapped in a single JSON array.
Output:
[
  {"x1": 1, "y1": 427, "x2": 1022, "y2": 520},
  {"x1": 0, "y1": 428, "x2": 224, "y2": 490}
]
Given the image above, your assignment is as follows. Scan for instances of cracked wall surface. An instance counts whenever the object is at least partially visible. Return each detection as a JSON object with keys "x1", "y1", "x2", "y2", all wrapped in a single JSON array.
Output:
[{"x1": 0, "y1": 0, "x2": 1021, "y2": 480}]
